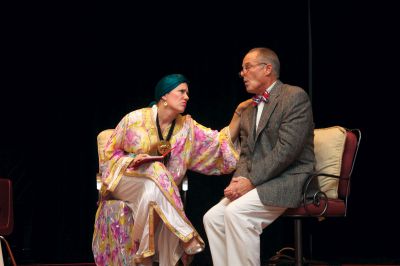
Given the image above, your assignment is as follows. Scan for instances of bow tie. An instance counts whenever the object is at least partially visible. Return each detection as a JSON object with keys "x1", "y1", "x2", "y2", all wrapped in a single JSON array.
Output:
[{"x1": 252, "y1": 91, "x2": 270, "y2": 106}]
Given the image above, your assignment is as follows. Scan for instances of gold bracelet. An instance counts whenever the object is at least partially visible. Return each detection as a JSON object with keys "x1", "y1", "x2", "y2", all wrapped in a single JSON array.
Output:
[{"x1": 234, "y1": 110, "x2": 241, "y2": 117}]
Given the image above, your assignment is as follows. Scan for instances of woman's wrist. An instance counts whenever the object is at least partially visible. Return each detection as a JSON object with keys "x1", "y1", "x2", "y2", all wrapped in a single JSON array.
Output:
[{"x1": 234, "y1": 110, "x2": 242, "y2": 117}]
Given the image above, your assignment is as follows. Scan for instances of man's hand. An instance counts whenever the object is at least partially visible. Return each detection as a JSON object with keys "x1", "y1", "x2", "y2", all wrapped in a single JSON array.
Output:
[{"x1": 224, "y1": 176, "x2": 255, "y2": 201}]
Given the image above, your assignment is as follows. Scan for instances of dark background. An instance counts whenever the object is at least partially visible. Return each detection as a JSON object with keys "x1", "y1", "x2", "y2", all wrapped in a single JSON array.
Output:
[{"x1": 1, "y1": 1, "x2": 399, "y2": 265}]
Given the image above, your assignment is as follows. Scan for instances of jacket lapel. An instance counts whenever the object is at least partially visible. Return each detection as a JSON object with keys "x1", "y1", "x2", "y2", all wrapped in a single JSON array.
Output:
[
  {"x1": 254, "y1": 81, "x2": 282, "y2": 140},
  {"x1": 247, "y1": 105, "x2": 257, "y2": 152}
]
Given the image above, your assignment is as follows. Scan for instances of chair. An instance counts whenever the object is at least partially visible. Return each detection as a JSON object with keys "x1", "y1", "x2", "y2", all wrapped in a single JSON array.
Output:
[
  {"x1": 269, "y1": 126, "x2": 361, "y2": 266},
  {"x1": 0, "y1": 178, "x2": 17, "y2": 266},
  {"x1": 91, "y1": 129, "x2": 189, "y2": 265}
]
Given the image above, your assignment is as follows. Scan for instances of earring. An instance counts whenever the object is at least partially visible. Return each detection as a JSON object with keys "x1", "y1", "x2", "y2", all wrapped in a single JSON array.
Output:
[{"x1": 163, "y1": 101, "x2": 168, "y2": 106}]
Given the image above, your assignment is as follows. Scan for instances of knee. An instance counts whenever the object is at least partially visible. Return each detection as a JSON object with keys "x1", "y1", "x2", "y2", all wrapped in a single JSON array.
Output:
[
  {"x1": 142, "y1": 181, "x2": 158, "y2": 196},
  {"x1": 203, "y1": 206, "x2": 222, "y2": 229},
  {"x1": 223, "y1": 204, "x2": 239, "y2": 223},
  {"x1": 203, "y1": 209, "x2": 213, "y2": 228}
]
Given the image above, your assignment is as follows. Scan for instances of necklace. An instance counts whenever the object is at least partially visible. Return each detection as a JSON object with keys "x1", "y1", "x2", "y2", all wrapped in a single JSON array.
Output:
[{"x1": 156, "y1": 113, "x2": 176, "y2": 163}]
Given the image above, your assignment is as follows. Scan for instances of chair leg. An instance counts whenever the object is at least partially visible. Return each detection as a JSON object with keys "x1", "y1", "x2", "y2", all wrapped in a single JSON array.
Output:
[
  {"x1": 294, "y1": 220, "x2": 329, "y2": 266},
  {"x1": 0, "y1": 236, "x2": 17, "y2": 266},
  {"x1": 268, "y1": 218, "x2": 304, "y2": 266},
  {"x1": 294, "y1": 219, "x2": 303, "y2": 266}
]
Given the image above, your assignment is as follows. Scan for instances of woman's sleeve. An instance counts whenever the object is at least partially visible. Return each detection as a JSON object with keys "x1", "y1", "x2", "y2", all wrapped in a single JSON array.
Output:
[
  {"x1": 187, "y1": 120, "x2": 239, "y2": 175},
  {"x1": 101, "y1": 115, "x2": 134, "y2": 193}
]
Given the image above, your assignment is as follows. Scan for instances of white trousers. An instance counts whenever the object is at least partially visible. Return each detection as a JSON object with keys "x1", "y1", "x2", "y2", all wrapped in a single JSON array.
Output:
[
  {"x1": 112, "y1": 176, "x2": 192, "y2": 266},
  {"x1": 203, "y1": 188, "x2": 286, "y2": 266}
]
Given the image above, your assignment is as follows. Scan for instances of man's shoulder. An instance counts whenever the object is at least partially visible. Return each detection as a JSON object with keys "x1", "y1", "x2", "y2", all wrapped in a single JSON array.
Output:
[
  {"x1": 278, "y1": 83, "x2": 309, "y2": 100},
  {"x1": 280, "y1": 82, "x2": 305, "y2": 93}
]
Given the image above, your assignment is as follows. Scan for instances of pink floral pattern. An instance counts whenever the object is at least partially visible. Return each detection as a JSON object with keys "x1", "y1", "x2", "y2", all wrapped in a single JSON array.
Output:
[{"x1": 92, "y1": 200, "x2": 136, "y2": 265}]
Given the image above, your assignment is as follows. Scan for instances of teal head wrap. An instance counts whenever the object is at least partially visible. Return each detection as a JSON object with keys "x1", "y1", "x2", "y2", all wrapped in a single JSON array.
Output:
[{"x1": 149, "y1": 74, "x2": 189, "y2": 106}]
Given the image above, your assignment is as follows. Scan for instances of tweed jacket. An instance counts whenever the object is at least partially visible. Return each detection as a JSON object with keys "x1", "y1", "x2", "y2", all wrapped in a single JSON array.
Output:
[{"x1": 234, "y1": 80, "x2": 315, "y2": 208}]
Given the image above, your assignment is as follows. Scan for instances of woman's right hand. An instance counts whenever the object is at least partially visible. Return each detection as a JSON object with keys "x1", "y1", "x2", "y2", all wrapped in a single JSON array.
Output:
[
  {"x1": 229, "y1": 98, "x2": 253, "y2": 143},
  {"x1": 235, "y1": 99, "x2": 253, "y2": 115},
  {"x1": 129, "y1": 154, "x2": 151, "y2": 167}
]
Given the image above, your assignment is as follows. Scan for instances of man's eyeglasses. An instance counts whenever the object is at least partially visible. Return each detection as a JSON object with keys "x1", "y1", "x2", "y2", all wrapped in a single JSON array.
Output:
[{"x1": 238, "y1": 63, "x2": 267, "y2": 77}]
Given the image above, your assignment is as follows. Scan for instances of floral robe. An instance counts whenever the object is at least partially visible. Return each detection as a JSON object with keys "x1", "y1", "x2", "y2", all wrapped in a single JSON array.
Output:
[{"x1": 92, "y1": 105, "x2": 238, "y2": 265}]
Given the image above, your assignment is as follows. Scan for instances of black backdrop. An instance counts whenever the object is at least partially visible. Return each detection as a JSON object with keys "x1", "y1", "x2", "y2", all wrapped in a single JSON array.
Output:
[{"x1": 2, "y1": 1, "x2": 399, "y2": 265}]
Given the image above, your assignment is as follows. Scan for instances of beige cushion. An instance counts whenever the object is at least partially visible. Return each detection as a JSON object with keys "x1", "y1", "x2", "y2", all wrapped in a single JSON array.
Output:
[
  {"x1": 314, "y1": 126, "x2": 347, "y2": 199},
  {"x1": 97, "y1": 129, "x2": 114, "y2": 167}
]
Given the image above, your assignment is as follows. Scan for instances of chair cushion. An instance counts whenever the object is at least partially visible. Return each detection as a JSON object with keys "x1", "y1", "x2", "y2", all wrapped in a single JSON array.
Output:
[
  {"x1": 314, "y1": 126, "x2": 346, "y2": 199},
  {"x1": 284, "y1": 198, "x2": 346, "y2": 216}
]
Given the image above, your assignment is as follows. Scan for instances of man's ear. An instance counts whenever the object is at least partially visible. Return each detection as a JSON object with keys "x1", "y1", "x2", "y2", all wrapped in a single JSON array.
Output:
[{"x1": 265, "y1": 64, "x2": 272, "y2": 75}]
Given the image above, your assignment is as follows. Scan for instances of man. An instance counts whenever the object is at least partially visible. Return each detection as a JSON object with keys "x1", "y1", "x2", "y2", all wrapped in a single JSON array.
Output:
[{"x1": 203, "y1": 47, "x2": 315, "y2": 266}]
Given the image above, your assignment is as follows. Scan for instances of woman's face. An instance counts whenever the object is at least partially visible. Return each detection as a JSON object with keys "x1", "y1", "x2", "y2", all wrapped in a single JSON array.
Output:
[{"x1": 164, "y1": 83, "x2": 189, "y2": 113}]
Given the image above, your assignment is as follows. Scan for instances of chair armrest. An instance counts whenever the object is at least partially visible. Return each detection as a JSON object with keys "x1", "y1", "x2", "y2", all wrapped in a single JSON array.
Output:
[
  {"x1": 96, "y1": 173, "x2": 102, "y2": 191},
  {"x1": 301, "y1": 172, "x2": 339, "y2": 216}
]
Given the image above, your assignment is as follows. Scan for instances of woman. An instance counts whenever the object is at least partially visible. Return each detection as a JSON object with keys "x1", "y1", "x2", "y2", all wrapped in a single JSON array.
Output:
[{"x1": 96, "y1": 74, "x2": 251, "y2": 266}]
